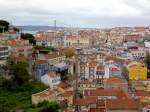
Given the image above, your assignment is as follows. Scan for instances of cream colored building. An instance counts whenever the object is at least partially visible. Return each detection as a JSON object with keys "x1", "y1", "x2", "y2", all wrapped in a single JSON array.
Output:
[
  {"x1": 65, "y1": 36, "x2": 90, "y2": 48},
  {"x1": 32, "y1": 88, "x2": 57, "y2": 105}
]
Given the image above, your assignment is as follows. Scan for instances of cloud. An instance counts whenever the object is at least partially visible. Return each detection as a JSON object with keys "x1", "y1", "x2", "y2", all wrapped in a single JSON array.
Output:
[{"x1": 0, "y1": 0, "x2": 150, "y2": 27}]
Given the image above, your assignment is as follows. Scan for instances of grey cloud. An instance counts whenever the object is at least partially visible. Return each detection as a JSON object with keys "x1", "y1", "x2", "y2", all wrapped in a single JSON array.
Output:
[{"x1": 0, "y1": 0, "x2": 150, "y2": 27}]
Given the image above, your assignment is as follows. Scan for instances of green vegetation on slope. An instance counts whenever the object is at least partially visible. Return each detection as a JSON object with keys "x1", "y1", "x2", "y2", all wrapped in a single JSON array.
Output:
[
  {"x1": 0, "y1": 61, "x2": 60, "y2": 112},
  {"x1": 0, "y1": 77, "x2": 48, "y2": 112}
]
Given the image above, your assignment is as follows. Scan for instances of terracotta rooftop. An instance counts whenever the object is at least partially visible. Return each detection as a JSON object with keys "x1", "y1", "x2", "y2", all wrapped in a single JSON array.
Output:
[
  {"x1": 47, "y1": 72, "x2": 57, "y2": 78},
  {"x1": 88, "y1": 61, "x2": 97, "y2": 67},
  {"x1": 96, "y1": 65, "x2": 104, "y2": 71},
  {"x1": 106, "y1": 78, "x2": 127, "y2": 84},
  {"x1": 106, "y1": 99, "x2": 139, "y2": 110},
  {"x1": 58, "y1": 91, "x2": 73, "y2": 97},
  {"x1": 56, "y1": 82, "x2": 70, "y2": 89},
  {"x1": 35, "y1": 60, "x2": 47, "y2": 64},
  {"x1": 33, "y1": 88, "x2": 55, "y2": 97},
  {"x1": 135, "y1": 90, "x2": 150, "y2": 97},
  {"x1": 73, "y1": 96, "x2": 97, "y2": 106},
  {"x1": 80, "y1": 61, "x2": 97, "y2": 67},
  {"x1": 89, "y1": 108, "x2": 106, "y2": 112},
  {"x1": 44, "y1": 52, "x2": 65, "y2": 59},
  {"x1": 84, "y1": 89, "x2": 129, "y2": 99}
]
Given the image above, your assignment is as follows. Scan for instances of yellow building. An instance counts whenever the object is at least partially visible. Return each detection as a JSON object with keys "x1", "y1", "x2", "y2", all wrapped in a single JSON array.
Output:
[{"x1": 127, "y1": 61, "x2": 147, "y2": 80}]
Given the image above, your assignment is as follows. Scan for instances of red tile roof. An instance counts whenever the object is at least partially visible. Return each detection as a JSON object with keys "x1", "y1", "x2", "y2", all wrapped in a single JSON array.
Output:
[
  {"x1": 56, "y1": 82, "x2": 70, "y2": 89},
  {"x1": 84, "y1": 89, "x2": 129, "y2": 99},
  {"x1": 35, "y1": 60, "x2": 47, "y2": 64},
  {"x1": 44, "y1": 52, "x2": 65, "y2": 59},
  {"x1": 33, "y1": 88, "x2": 55, "y2": 97},
  {"x1": 58, "y1": 91, "x2": 73, "y2": 97},
  {"x1": 47, "y1": 72, "x2": 57, "y2": 78},
  {"x1": 106, "y1": 99, "x2": 139, "y2": 110},
  {"x1": 89, "y1": 108, "x2": 106, "y2": 112},
  {"x1": 73, "y1": 97, "x2": 97, "y2": 106},
  {"x1": 106, "y1": 78, "x2": 127, "y2": 84},
  {"x1": 135, "y1": 90, "x2": 150, "y2": 97}
]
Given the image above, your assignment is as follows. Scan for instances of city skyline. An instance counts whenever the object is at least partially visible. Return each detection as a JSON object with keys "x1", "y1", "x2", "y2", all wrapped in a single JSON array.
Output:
[{"x1": 1, "y1": 0, "x2": 150, "y2": 28}]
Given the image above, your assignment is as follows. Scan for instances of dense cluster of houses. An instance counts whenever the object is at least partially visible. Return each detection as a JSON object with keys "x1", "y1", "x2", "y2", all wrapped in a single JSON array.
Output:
[{"x1": 1, "y1": 26, "x2": 150, "y2": 112}]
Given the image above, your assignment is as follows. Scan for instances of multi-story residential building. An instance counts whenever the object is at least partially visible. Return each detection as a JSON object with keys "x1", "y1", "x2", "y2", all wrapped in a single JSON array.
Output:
[
  {"x1": 127, "y1": 61, "x2": 147, "y2": 80},
  {"x1": 124, "y1": 34, "x2": 142, "y2": 42},
  {"x1": 79, "y1": 80, "x2": 96, "y2": 92},
  {"x1": 104, "y1": 61, "x2": 122, "y2": 78},
  {"x1": 7, "y1": 39, "x2": 33, "y2": 57},
  {"x1": 80, "y1": 61, "x2": 109, "y2": 80},
  {"x1": 80, "y1": 61, "x2": 97, "y2": 80},
  {"x1": 127, "y1": 49, "x2": 145, "y2": 60},
  {"x1": 0, "y1": 46, "x2": 9, "y2": 60},
  {"x1": 35, "y1": 31, "x2": 65, "y2": 48},
  {"x1": 104, "y1": 77, "x2": 128, "y2": 91},
  {"x1": 65, "y1": 35, "x2": 90, "y2": 48},
  {"x1": 80, "y1": 60, "x2": 122, "y2": 81}
]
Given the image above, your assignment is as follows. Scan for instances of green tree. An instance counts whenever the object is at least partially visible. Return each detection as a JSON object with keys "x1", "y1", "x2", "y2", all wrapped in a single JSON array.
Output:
[
  {"x1": 21, "y1": 33, "x2": 36, "y2": 44},
  {"x1": 0, "y1": 20, "x2": 9, "y2": 33},
  {"x1": 58, "y1": 69, "x2": 68, "y2": 80},
  {"x1": 39, "y1": 101, "x2": 60, "y2": 112},
  {"x1": 122, "y1": 66, "x2": 128, "y2": 80},
  {"x1": 12, "y1": 62, "x2": 30, "y2": 84}
]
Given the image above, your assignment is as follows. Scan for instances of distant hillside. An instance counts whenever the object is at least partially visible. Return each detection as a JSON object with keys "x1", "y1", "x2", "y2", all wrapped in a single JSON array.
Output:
[{"x1": 17, "y1": 26, "x2": 65, "y2": 31}]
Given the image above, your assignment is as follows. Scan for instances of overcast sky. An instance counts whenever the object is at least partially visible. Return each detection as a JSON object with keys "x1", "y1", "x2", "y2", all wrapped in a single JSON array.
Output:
[{"x1": 0, "y1": 0, "x2": 150, "y2": 28}]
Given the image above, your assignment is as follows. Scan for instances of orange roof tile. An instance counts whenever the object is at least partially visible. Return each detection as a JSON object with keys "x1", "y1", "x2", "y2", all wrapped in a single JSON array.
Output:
[
  {"x1": 97, "y1": 65, "x2": 104, "y2": 71},
  {"x1": 89, "y1": 108, "x2": 106, "y2": 112},
  {"x1": 73, "y1": 96, "x2": 97, "y2": 106},
  {"x1": 35, "y1": 60, "x2": 47, "y2": 64},
  {"x1": 88, "y1": 61, "x2": 97, "y2": 67},
  {"x1": 58, "y1": 91, "x2": 73, "y2": 97},
  {"x1": 56, "y1": 82, "x2": 70, "y2": 89},
  {"x1": 106, "y1": 78, "x2": 127, "y2": 84},
  {"x1": 44, "y1": 52, "x2": 65, "y2": 59},
  {"x1": 106, "y1": 99, "x2": 139, "y2": 110},
  {"x1": 47, "y1": 72, "x2": 57, "y2": 78},
  {"x1": 33, "y1": 88, "x2": 55, "y2": 97},
  {"x1": 135, "y1": 90, "x2": 150, "y2": 97},
  {"x1": 84, "y1": 89, "x2": 129, "y2": 98}
]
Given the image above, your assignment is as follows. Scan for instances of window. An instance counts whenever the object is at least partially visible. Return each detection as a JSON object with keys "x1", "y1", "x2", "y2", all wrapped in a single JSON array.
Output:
[{"x1": 89, "y1": 67, "x2": 94, "y2": 74}]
